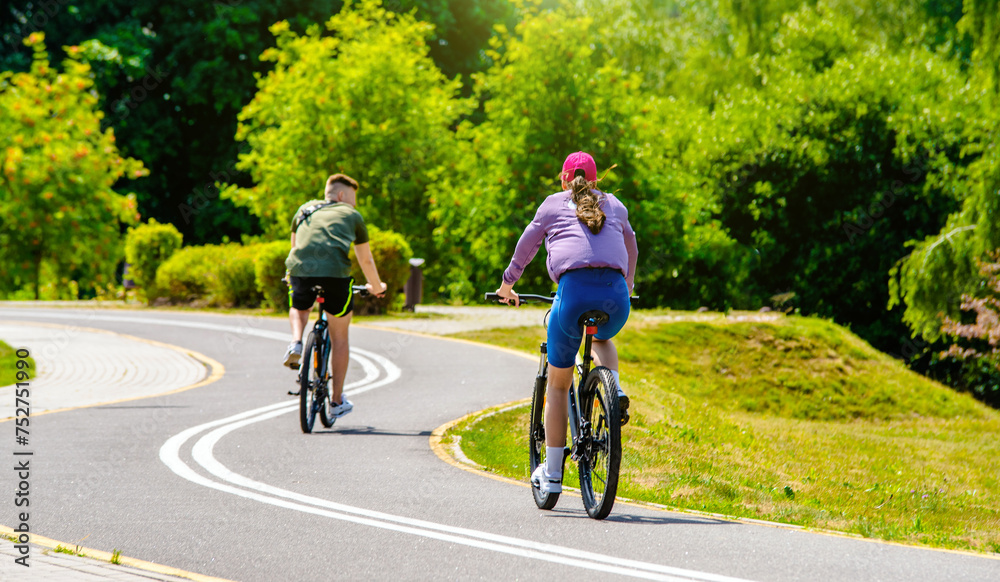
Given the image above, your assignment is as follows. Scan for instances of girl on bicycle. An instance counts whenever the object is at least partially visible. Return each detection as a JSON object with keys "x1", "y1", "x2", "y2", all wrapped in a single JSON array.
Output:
[{"x1": 496, "y1": 151, "x2": 638, "y2": 494}]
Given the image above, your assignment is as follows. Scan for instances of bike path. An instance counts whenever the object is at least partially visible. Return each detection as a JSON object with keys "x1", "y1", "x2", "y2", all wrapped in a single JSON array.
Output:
[{"x1": 0, "y1": 306, "x2": 998, "y2": 581}]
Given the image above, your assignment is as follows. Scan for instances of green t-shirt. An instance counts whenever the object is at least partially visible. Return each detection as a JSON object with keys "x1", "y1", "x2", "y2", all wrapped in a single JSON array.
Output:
[{"x1": 285, "y1": 200, "x2": 370, "y2": 278}]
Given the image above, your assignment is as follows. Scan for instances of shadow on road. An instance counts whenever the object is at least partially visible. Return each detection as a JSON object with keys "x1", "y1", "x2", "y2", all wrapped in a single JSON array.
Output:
[
  {"x1": 542, "y1": 508, "x2": 733, "y2": 527},
  {"x1": 97, "y1": 405, "x2": 190, "y2": 409},
  {"x1": 312, "y1": 425, "x2": 433, "y2": 437}
]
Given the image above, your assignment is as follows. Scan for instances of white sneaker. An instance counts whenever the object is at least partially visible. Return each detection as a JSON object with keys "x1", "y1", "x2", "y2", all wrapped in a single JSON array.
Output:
[
  {"x1": 329, "y1": 398, "x2": 353, "y2": 419},
  {"x1": 531, "y1": 464, "x2": 562, "y2": 494},
  {"x1": 283, "y1": 341, "x2": 302, "y2": 368}
]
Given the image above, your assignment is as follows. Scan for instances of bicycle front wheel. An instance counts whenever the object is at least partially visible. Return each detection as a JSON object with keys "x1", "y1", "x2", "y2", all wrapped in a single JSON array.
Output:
[
  {"x1": 578, "y1": 366, "x2": 621, "y2": 519},
  {"x1": 528, "y1": 371, "x2": 559, "y2": 510},
  {"x1": 299, "y1": 332, "x2": 320, "y2": 433}
]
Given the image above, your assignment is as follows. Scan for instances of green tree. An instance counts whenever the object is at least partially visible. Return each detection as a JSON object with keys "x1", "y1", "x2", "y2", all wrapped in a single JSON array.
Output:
[
  {"x1": 0, "y1": 0, "x2": 512, "y2": 246},
  {"x1": 431, "y1": 5, "x2": 673, "y2": 299},
  {"x1": 960, "y1": 0, "x2": 1000, "y2": 89},
  {"x1": 0, "y1": 33, "x2": 146, "y2": 299},
  {"x1": 668, "y1": 5, "x2": 971, "y2": 348},
  {"x1": 222, "y1": 0, "x2": 472, "y2": 276}
]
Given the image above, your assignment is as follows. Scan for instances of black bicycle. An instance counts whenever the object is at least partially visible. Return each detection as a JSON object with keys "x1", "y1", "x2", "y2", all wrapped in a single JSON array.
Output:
[
  {"x1": 294, "y1": 284, "x2": 369, "y2": 434},
  {"x1": 485, "y1": 292, "x2": 627, "y2": 519}
]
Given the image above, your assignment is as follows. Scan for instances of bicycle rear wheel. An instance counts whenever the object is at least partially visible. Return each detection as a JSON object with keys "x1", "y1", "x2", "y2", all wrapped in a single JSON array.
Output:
[
  {"x1": 528, "y1": 371, "x2": 559, "y2": 510},
  {"x1": 578, "y1": 366, "x2": 621, "y2": 519},
  {"x1": 318, "y1": 372, "x2": 335, "y2": 428},
  {"x1": 299, "y1": 332, "x2": 321, "y2": 433}
]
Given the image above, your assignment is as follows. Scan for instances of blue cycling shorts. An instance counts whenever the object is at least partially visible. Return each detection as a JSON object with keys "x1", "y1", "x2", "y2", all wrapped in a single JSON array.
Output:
[{"x1": 547, "y1": 268, "x2": 631, "y2": 369}]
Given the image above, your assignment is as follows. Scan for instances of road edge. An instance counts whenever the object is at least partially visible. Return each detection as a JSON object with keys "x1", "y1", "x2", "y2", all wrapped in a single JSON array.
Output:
[
  {"x1": 0, "y1": 525, "x2": 236, "y2": 581},
  {"x1": 0, "y1": 320, "x2": 225, "y2": 421}
]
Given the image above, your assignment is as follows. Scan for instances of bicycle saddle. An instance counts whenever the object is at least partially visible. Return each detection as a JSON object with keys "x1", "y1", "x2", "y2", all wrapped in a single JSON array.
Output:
[{"x1": 577, "y1": 310, "x2": 610, "y2": 328}]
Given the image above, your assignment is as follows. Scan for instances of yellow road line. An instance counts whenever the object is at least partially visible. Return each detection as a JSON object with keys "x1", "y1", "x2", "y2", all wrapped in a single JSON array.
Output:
[{"x1": 0, "y1": 525, "x2": 236, "y2": 581}]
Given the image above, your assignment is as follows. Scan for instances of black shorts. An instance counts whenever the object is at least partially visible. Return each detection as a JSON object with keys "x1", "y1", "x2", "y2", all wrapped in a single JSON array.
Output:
[{"x1": 288, "y1": 276, "x2": 354, "y2": 317}]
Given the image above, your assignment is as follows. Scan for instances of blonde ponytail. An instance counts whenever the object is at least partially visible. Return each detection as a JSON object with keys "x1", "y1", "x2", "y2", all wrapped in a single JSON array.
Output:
[{"x1": 570, "y1": 175, "x2": 605, "y2": 235}]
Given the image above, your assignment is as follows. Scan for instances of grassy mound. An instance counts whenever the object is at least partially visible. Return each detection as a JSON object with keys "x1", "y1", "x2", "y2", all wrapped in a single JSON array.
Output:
[
  {"x1": 622, "y1": 318, "x2": 984, "y2": 421},
  {"x1": 447, "y1": 313, "x2": 1000, "y2": 553}
]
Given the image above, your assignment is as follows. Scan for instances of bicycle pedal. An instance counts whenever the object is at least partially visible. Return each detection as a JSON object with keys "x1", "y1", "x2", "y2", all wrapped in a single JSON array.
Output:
[
  {"x1": 287, "y1": 390, "x2": 299, "y2": 396},
  {"x1": 620, "y1": 411, "x2": 630, "y2": 426},
  {"x1": 289, "y1": 363, "x2": 300, "y2": 370}
]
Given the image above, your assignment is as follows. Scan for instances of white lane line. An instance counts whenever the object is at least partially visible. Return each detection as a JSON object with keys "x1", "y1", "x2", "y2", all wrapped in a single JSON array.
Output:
[{"x1": 165, "y1": 400, "x2": 753, "y2": 582}]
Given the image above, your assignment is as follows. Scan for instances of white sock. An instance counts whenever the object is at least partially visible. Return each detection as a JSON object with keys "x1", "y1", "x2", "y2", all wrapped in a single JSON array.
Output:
[{"x1": 545, "y1": 446, "x2": 563, "y2": 478}]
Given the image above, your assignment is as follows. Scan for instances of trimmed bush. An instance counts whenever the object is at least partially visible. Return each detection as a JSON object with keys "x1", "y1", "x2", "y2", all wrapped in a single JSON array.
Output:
[
  {"x1": 155, "y1": 245, "x2": 218, "y2": 303},
  {"x1": 216, "y1": 244, "x2": 263, "y2": 307},
  {"x1": 124, "y1": 219, "x2": 183, "y2": 302},
  {"x1": 254, "y1": 241, "x2": 290, "y2": 310},
  {"x1": 349, "y1": 226, "x2": 413, "y2": 315}
]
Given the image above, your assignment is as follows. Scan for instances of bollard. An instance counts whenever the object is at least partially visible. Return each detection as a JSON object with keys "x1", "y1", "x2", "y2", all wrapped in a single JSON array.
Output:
[
  {"x1": 123, "y1": 262, "x2": 137, "y2": 289},
  {"x1": 404, "y1": 258, "x2": 425, "y2": 312}
]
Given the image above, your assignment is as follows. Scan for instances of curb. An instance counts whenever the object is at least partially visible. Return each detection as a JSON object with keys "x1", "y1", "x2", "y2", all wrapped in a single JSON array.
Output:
[{"x1": 1, "y1": 525, "x2": 236, "y2": 581}]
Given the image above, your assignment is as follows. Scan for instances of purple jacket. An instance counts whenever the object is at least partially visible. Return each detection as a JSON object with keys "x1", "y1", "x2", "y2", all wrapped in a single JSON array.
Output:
[{"x1": 503, "y1": 190, "x2": 638, "y2": 286}]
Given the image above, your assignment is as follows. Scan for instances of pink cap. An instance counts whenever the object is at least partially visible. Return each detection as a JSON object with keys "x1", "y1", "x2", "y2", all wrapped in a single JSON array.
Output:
[{"x1": 561, "y1": 151, "x2": 597, "y2": 182}]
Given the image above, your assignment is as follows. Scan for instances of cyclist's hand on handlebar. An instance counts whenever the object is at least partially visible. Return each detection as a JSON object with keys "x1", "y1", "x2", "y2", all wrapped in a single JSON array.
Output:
[
  {"x1": 367, "y1": 282, "x2": 388, "y2": 298},
  {"x1": 496, "y1": 283, "x2": 519, "y2": 307}
]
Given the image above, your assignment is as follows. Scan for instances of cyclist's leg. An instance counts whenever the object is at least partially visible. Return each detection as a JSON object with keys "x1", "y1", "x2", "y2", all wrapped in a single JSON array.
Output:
[
  {"x1": 591, "y1": 339, "x2": 618, "y2": 370},
  {"x1": 323, "y1": 277, "x2": 355, "y2": 406},
  {"x1": 290, "y1": 308, "x2": 310, "y2": 342},
  {"x1": 328, "y1": 313, "x2": 351, "y2": 405},
  {"x1": 544, "y1": 284, "x2": 586, "y2": 478},
  {"x1": 286, "y1": 276, "x2": 318, "y2": 367},
  {"x1": 288, "y1": 276, "x2": 318, "y2": 342},
  {"x1": 544, "y1": 366, "x2": 572, "y2": 447}
]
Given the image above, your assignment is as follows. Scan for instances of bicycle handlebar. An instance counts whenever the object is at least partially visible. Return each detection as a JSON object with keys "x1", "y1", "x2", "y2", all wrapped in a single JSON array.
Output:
[
  {"x1": 484, "y1": 292, "x2": 553, "y2": 304},
  {"x1": 484, "y1": 292, "x2": 639, "y2": 305},
  {"x1": 352, "y1": 285, "x2": 371, "y2": 297}
]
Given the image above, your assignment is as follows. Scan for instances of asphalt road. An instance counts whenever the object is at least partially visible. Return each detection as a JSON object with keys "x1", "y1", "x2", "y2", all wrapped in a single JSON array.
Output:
[{"x1": 1, "y1": 307, "x2": 998, "y2": 581}]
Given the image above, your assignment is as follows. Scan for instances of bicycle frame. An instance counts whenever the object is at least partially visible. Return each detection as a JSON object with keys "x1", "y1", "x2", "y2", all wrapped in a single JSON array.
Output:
[
  {"x1": 567, "y1": 319, "x2": 599, "y2": 462},
  {"x1": 312, "y1": 298, "x2": 331, "y2": 385}
]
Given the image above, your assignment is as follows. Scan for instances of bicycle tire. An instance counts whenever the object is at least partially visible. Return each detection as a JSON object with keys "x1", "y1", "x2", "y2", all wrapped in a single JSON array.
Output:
[
  {"x1": 299, "y1": 332, "x2": 320, "y2": 433},
  {"x1": 318, "y1": 336, "x2": 336, "y2": 428},
  {"x1": 578, "y1": 366, "x2": 621, "y2": 519},
  {"x1": 528, "y1": 372, "x2": 559, "y2": 510}
]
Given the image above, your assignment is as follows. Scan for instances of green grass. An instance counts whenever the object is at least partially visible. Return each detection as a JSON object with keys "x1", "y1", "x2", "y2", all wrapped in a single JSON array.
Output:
[
  {"x1": 53, "y1": 545, "x2": 87, "y2": 557},
  {"x1": 0, "y1": 340, "x2": 34, "y2": 387},
  {"x1": 448, "y1": 314, "x2": 1000, "y2": 553}
]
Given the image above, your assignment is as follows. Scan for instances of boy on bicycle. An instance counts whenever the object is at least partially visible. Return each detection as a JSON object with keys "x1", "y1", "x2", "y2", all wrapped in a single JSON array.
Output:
[{"x1": 283, "y1": 173, "x2": 387, "y2": 418}]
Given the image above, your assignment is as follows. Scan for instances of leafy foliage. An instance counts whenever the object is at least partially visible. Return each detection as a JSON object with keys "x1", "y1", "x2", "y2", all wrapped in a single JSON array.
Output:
[
  {"x1": 155, "y1": 244, "x2": 218, "y2": 303},
  {"x1": 215, "y1": 243, "x2": 264, "y2": 307},
  {"x1": 0, "y1": 33, "x2": 146, "y2": 299},
  {"x1": 431, "y1": 4, "x2": 700, "y2": 301},
  {"x1": 254, "y1": 240, "x2": 291, "y2": 310},
  {"x1": 349, "y1": 225, "x2": 413, "y2": 314},
  {"x1": 124, "y1": 218, "x2": 183, "y2": 301},
  {"x1": 223, "y1": 0, "x2": 471, "y2": 276},
  {"x1": 0, "y1": 0, "x2": 512, "y2": 246}
]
